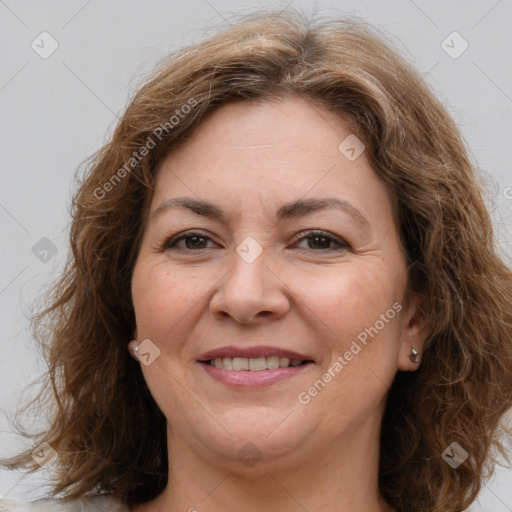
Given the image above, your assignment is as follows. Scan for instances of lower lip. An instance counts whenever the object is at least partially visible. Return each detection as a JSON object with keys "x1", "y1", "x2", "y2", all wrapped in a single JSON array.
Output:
[{"x1": 199, "y1": 362, "x2": 313, "y2": 388}]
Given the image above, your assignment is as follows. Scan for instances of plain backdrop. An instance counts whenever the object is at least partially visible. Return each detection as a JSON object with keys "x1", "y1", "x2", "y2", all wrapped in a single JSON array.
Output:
[{"x1": 1, "y1": 0, "x2": 511, "y2": 510}]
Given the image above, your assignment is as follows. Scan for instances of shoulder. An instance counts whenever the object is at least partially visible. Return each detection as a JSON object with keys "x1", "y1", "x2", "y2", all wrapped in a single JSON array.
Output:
[{"x1": 0, "y1": 495, "x2": 129, "y2": 512}]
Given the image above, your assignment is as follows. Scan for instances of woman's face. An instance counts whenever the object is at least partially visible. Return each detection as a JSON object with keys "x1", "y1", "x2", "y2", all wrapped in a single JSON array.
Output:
[{"x1": 131, "y1": 96, "x2": 424, "y2": 472}]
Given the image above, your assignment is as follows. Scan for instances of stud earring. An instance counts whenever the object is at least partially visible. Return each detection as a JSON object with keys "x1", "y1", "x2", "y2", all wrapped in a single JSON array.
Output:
[{"x1": 409, "y1": 347, "x2": 419, "y2": 363}]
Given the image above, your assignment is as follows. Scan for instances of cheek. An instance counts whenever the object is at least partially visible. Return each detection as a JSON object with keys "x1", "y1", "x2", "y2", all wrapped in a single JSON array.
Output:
[
  {"x1": 131, "y1": 261, "x2": 210, "y2": 337},
  {"x1": 297, "y1": 267, "x2": 405, "y2": 421},
  {"x1": 298, "y1": 262, "x2": 403, "y2": 338}
]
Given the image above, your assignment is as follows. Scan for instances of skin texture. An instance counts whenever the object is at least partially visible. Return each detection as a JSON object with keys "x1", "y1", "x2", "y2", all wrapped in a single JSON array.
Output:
[{"x1": 129, "y1": 96, "x2": 426, "y2": 512}]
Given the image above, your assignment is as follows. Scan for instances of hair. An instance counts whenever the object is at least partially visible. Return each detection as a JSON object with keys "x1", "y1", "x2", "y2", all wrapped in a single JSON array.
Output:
[{"x1": 2, "y1": 9, "x2": 512, "y2": 512}]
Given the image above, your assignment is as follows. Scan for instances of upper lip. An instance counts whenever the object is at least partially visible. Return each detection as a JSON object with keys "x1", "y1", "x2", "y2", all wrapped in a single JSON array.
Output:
[{"x1": 198, "y1": 345, "x2": 314, "y2": 362}]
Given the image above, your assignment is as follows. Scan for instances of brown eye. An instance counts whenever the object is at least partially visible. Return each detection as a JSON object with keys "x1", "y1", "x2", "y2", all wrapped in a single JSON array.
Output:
[
  {"x1": 164, "y1": 231, "x2": 217, "y2": 250},
  {"x1": 293, "y1": 230, "x2": 349, "y2": 251}
]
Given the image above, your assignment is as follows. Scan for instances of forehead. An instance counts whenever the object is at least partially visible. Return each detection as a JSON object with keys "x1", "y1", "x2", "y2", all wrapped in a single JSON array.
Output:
[{"x1": 150, "y1": 96, "x2": 394, "y2": 226}]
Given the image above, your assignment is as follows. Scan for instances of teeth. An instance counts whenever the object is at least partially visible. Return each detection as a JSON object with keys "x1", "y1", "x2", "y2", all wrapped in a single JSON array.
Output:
[
  {"x1": 232, "y1": 357, "x2": 249, "y2": 370},
  {"x1": 249, "y1": 357, "x2": 267, "y2": 371},
  {"x1": 210, "y1": 356, "x2": 305, "y2": 370},
  {"x1": 266, "y1": 356, "x2": 280, "y2": 369}
]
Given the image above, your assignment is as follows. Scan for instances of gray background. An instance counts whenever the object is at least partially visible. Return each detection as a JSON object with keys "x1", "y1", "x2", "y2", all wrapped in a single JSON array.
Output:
[{"x1": 1, "y1": 0, "x2": 511, "y2": 510}]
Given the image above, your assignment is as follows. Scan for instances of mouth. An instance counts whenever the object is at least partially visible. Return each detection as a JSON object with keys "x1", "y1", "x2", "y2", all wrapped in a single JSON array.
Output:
[
  {"x1": 201, "y1": 356, "x2": 312, "y2": 371},
  {"x1": 197, "y1": 345, "x2": 315, "y2": 387},
  {"x1": 197, "y1": 345, "x2": 314, "y2": 371}
]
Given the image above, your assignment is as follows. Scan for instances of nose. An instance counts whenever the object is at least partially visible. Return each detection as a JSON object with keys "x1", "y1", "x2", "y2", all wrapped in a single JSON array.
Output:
[{"x1": 209, "y1": 245, "x2": 291, "y2": 324}]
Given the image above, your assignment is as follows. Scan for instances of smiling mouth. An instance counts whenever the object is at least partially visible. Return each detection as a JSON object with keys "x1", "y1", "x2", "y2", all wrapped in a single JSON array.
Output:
[{"x1": 202, "y1": 356, "x2": 313, "y2": 371}]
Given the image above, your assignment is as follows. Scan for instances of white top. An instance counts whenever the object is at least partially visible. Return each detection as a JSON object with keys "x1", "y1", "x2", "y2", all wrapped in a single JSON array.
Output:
[{"x1": 0, "y1": 496, "x2": 129, "y2": 511}]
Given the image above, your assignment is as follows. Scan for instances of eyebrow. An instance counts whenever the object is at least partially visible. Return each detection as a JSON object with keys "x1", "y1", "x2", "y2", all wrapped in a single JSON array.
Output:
[{"x1": 150, "y1": 196, "x2": 369, "y2": 226}]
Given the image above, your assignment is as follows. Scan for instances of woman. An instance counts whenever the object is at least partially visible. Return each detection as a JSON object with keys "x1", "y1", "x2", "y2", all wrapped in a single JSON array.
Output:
[{"x1": 1, "y1": 9, "x2": 512, "y2": 512}]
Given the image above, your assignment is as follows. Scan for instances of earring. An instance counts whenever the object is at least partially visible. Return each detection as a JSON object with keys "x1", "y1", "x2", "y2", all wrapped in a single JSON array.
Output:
[
  {"x1": 409, "y1": 347, "x2": 419, "y2": 363},
  {"x1": 132, "y1": 343, "x2": 140, "y2": 358}
]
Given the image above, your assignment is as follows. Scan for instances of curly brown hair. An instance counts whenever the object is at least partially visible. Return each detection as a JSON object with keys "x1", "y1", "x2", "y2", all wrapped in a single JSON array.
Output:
[{"x1": 2, "y1": 9, "x2": 512, "y2": 512}]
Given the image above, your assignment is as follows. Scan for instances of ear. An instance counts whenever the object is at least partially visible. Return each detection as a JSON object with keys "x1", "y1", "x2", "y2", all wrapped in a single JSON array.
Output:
[
  {"x1": 128, "y1": 328, "x2": 139, "y2": 361},
  {"x1": 397, "y1": 291, "x2": 428, "y2": 371}
]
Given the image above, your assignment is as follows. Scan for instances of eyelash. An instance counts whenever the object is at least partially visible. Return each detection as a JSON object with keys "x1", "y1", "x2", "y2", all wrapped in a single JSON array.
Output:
[{"x1": 162, "y1": 230, "x2": 350, "y2": 252}]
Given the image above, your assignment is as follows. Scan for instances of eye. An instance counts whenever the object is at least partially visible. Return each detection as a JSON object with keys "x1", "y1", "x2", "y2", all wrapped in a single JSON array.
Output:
[
  {"x1": 163, "y1": 231, "x2": 218, "y2": 251},
  {"x1": 292, "y1": 230, "x2": 349, "y2": 251},
  {"x1": 162, "y1": 229, "x2": 349, "y2": 252}
]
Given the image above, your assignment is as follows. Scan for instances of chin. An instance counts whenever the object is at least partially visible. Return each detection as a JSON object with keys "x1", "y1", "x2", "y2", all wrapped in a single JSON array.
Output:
[{"x1": 187, "y1": 413, "x2": 313, "y2": 472}]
